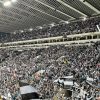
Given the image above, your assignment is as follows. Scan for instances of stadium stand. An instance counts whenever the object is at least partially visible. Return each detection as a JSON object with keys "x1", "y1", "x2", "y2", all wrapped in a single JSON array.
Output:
[
  {"x1": 0, "y1": 16, "x2": 100, "y2": 43},
  {"x1": 0, "y1": 44, "x2": 100, "y2": 99},
  {"x1": 0, "y1": 0, "x2": 100, "y2": 100}
]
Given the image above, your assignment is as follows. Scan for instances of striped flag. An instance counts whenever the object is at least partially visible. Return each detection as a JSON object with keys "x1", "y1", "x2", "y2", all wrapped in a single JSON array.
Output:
[{"x1": 19, "y1": 80, "x2": 39, "y2": 100}]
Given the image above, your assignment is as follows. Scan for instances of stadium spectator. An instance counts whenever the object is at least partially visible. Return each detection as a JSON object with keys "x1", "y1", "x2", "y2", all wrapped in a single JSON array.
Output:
[
  {"x1": 0, "y1": 16, "x2": 100, "y2": 43},
  {"x1": 0, "y1": 44, "x2": 99, "y2": 99}
]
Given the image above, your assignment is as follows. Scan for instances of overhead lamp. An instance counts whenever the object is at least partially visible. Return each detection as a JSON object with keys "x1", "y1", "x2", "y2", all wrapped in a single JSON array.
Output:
[
  {"x1": 50, "y1": 23, "x2": 55, "y2": 27},
  {"x1": 29, "y1": 28, "x2": 33, "y2": 31},
  {"x1": 83, "y1": 17, "x2": 87, "y2": 21},
  {"x1": 20, "y1": 30, "x2": 24, "y2": 33},
  {"x1": 39, "y1": 26, "x2": 42, "y2": 29},
  {"x1": 13, "y1": 32, "x2": 16, "y2": 34},
  {"x1": 11, "y1": 0, "x2": 17, "y2": 2},
  {"x1": 65, "y1": 21, "x2": 69, "y2": 24},
  {"x1": 4, "y1": 1, "x2": 11, "y2": 7}
]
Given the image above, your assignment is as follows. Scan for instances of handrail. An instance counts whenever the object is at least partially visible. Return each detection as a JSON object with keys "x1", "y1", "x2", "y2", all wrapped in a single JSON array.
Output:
[{"x1": 0, "y1": 32, "x2": 100, "y2": 49}]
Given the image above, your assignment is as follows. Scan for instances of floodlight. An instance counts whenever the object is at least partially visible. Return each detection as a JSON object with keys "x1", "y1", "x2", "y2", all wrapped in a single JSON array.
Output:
[
  {"x1": 83, "y1": 17, "x2": 87, "y2": 21},
  {"x1": 11, "y1": 0, "x2": 17, "y2": 2},
  {"x1": 65, "y1": 21, "x2": 69, "y2": 24},
  {"x1": 50, "y1": 23, "x2": 55, "y2": 27},
  {"x1": 4, "y1": 1, "x2": 11, "y2": 7},
  {"x1": 29, "y1": 28, "x2": 33, "y2": 31},
  {"x1": 39, "y1": 26, "x2": 42, "y2": 29},
  {"x1": 20, "y1": 30, "x2": 24, "y2": 33}
]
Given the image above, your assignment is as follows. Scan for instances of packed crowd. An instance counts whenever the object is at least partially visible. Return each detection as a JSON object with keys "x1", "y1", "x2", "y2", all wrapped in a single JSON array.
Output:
[
  {"x1": 0, "y1": 16, "x2": 100, "y2": 43},
  {"x1": 0, "y1": 16, "x2": 100, "y2": 99},
  {"x1": 0, "y1": 43, "x2": 100, "y2": 99}
]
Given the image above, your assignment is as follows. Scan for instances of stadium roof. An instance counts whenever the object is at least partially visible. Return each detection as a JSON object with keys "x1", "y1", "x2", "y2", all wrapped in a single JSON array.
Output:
[{"x1": 0, "y1": 0, "x2": 100, "y2": 33}]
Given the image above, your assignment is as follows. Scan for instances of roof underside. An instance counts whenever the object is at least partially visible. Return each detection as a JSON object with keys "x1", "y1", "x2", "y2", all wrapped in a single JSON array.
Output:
[{"x1": 0, "y1": 0, "x2": 100, "y2": 33}]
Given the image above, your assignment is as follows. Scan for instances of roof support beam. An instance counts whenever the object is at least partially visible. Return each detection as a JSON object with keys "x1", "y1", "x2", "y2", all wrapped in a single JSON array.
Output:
[
  {"x1": 0, "y1": 12, "x2": 46, "y2": 28},
  {"x1": 79, "y1": 0, "x2": 100, "y2": 14},
  {"x1": 35, "y1": 0, "x2": 75, "y2": 19},
  {"x1": 10, "y1": 4, "x2": 51, "y2": 23},
  {"x1": 56, "y1": 0, "x2": 87, "y2": 17},
  {"x1": 0, "y1": 1, "x2": 53, "y2": 23},
  {"x1": 21, "y1": 1, "x2": 64, "y2": 21}
]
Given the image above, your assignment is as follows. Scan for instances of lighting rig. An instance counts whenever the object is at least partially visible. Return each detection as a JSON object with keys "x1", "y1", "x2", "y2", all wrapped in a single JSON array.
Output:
[{"x1": 0, "y1": 0, "x2": 17, "y2": 7}]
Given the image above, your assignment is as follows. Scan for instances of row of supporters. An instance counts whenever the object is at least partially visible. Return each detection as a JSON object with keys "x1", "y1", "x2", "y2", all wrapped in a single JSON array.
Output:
[
  {"x1": 1, "y1": 32, "x2": 100, "y2": 47},
  {"x1": 0, "y1": 16, "x2": 100, "y2": 43},
  {"x1": 0, "y1": 44, "x2": 100, "y2": 99}
]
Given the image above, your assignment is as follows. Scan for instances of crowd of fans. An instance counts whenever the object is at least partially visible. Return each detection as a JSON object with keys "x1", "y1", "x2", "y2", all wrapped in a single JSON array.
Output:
[
  {"x1": 0, "y1": 16, "x2": 100, "y2": 100},
  {"x1": 0, "y1": 16, "x2": 100, "y2": 43},
  {"x1": 0, "y1": 44, "x2": 100, "y2": 99}
]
